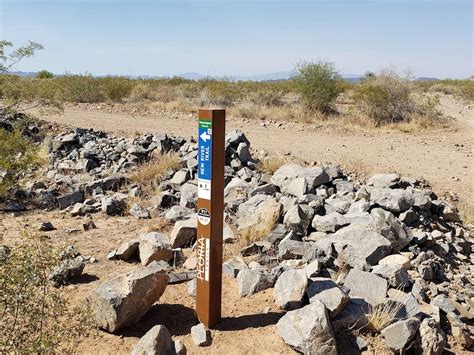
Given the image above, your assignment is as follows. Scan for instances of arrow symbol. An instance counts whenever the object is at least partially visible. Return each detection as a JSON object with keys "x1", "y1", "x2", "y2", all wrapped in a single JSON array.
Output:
[{"x1": 200, "y1": 131, "x2": 211, "y2": 142}]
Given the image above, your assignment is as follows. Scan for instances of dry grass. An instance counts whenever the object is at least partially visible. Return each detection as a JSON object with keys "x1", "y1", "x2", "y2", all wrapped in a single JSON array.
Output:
[
  {"x1": 364, "y1": 291, "x2": 412, "y2": 333},
  {"x1": 129, "y1": 152, "x2": 182, "y2": 197},
  {"x1": 459, "y1": 201, "x2": 474, "y2": 225},
  {"x1": 257, "y1": 156, "x2": 290, "y2": 174},
  {"x1": 239, "y1": 201, "x2": 281, "y2": 245},
  {"x1": 143, "y1": 217, "x2": 173, "y2": 233}
]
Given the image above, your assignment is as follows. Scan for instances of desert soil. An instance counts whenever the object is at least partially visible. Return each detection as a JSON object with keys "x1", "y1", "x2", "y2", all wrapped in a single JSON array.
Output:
[{"x1": 5, "y1": 94, "x2": 471, "y2": 354}]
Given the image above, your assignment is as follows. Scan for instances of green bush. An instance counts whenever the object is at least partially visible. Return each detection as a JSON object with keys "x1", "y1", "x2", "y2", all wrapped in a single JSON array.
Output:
[
  {"x1": 353, "y1": 70, "x2": 415, "y2": 124},
  {"x1": 99, "y1": 76, "x2": 134, "y2": 102},
  {"x1": 295, "y1": 61, "x2": 343, "y2": 113},
  {"x1": 56, "y1": 74, "x2": 106, "y2": 103},
  {"x1": 0, "y1": 127, "x2": 42, "y2": 197},
  {"x1": 36, "y1": 70, "x2": 54, "y2": 79},
  {"x1": 0, "y1": 232, "x2": 90, "y2": 353}
]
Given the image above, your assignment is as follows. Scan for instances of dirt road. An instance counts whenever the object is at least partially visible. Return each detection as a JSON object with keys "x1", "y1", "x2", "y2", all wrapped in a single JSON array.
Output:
[{"x1": 38, "y1": 101, "x2": 473, "y2": 211}]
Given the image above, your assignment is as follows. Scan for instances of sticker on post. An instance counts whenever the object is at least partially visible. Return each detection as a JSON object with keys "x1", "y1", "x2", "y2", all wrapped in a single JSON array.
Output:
[
  {"x1": 198, "y1": 179, "x2": 211, "y2": 200},
  {"x1": 198, "y1": 208, "x2": 211, "y2": 225},
  {"x1": 198, "y1": 119, "x2": 212, "y2": 181},
  {"x1": 196, "y1": 237, "x2": 210, "y2": 282}
]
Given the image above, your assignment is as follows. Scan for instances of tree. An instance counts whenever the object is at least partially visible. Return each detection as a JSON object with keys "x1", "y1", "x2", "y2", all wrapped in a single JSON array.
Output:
[
  {"x1": 36, "y1": 70, "x2": 54, "y2": 79},
  {"x1": 295, "y1": 61, "x2": 343, "y2": 113},
  {"x1": 0, "y1": 40, "x2": 44, "y2": 74}
]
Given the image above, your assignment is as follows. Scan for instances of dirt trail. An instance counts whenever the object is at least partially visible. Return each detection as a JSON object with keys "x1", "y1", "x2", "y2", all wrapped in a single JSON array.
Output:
[{"x1": 39, "y1": 103, "x2": 473, "y2": 208}]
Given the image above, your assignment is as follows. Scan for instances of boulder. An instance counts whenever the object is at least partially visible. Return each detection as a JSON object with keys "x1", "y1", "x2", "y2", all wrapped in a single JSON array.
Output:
[
  {"x1": 57, "y1": 190, "x2": 84, "y2": 209},
  {"x1": 169, "y1": 217, "x2": 197, "y2": 248},
  {"x1": 139, "y1": 232, "x2": 173, "y2": 266},
  {"x1": 306, "y1": 278, "x2": 350, "y2": 317},
  {"x1": 164, "y1": 206, "x2": 193, "y2": 221},
  {"x1": 131, "y1": 325, "x2": 175, "y2": 355},
  {"x1": 369, "y1": 208, "x2": 412, "y2": 252},
  {"x1": 344, "y1": 269, "x2": 387, "y2": 306},
  {"x1": 86, "y1": 261, "x2": 169, "y2": 332},
  {"x1": 108, "y1": 240, "x2": 139, "y2": 261},
  {"x1": 48, "y1": 256, "x2": 85, "y2": 287},
  {"x1": 38, "y1": 221, "x2": 55, "y2": 231},
  {"x1": 378, "y1": 254, "x2": 411, "y2": 270},
  {"x1": 332, "y1": 298, "x2": 370, "y2": 332},
  {"x1": 312, "y1": 212, "x2": 349, "y2": 233},
  {"x1": 271, "y1": 164, "x2": 304, "y2": 194},
  {"x1": 370, "y1": 188, "x2": 414, "y2": 213},
  {"x1": 367, "y1": 173, "x2": 400, "y2": 188},
  {"x1": 179, "y1": 183, "x2": 197, "y2": 208},
  {"x1": 419, "y1": 318, "x2": 446, "y2": 355},
  {"x1": 277, "y1": 300, "x2": 337, "y2": 355},
  {"x1": 237, "y1": 268, "x2": 275, "y2": 297},
  {"x1": 372, "y1": 264, "x2": 412, "y2": 288},
  {"x1": 381, "y1": 318, "x2": 420, "y2": 351},
  {"x1": 274, "y1": 269, "x2": 308, "y2": 310},
  {"x1": 283, "y1": 205, "x2": 311, "y2": 234},
  {"x1": 129, "y1": 203, "x2": 150, "y2": 219}
]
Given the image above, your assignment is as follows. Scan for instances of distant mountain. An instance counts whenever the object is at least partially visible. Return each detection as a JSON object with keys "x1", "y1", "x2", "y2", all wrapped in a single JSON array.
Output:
[
  {"x1": 8, "y1": 71, "x2": 38, "y2": 77},
  {"x1": 414, "y1": 77, "x2": 439, "y2": 82}
]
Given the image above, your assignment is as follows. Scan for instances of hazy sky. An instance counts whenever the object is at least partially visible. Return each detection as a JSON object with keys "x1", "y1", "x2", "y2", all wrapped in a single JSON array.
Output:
[{"x1": 1, "y1": 0, "x2": 472, "y2": 78}]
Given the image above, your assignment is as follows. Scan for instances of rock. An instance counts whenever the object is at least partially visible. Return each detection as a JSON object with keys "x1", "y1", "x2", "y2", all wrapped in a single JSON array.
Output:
[
  {"x1": 83, "y1": 218, "x2": 97, "y2": 231},
  {"x1": 108, "y1": 240, "x2": 139, "y2": 261},
  {"x1": 57, "y1": 190, "x2": 84, "y2": 209},
  {"x1": 344, "y1": 269, "x2": 387, "y2": 306},
  {"x1": 250, "y1": 183, "x2": 278, "y2": 197},
  {"x1": 223, "y1": 258, "x2": 246, "y2": 278},
  {"x1": 223, "y1": 223, "x2": 236, "y2": 243},
  {"x1": 312, "y1": 212, "x2": 349, "y2": 233},
  {"x1": 372, "y1": 264, "x2": 412, "y2": 288},
  {"x1": 237, "y1": 268, "x2": 275, "y2": 297},
  {"x1": 102, "y1": 193, "x2": 127, "y2": 216},
  {"x1": 156, "y1": 191, "x2": 178, "y2": 209},
  {"x1": 330, "y1": 224, "x2": 392, "y2": 268},
  {"x1": 169, "y1": 217, "x2": 197, "y2": 248},
  {"x1": 86, "y1": 261, "x2": 168, "y2": 332},
  {"x1": 235, "y1": 195, "x2": 282, "y2": 235},
  {"x1": 332, "y1": 298, "x2": 370, "y2": 332},
  {"x1": 38, "y1": 221, "x2": 55, "y2": 231},
  {"x1": 271, "y1": 164, "x2": 304, "y2": 194},
  {"x1": 187, "y1": 278, "x2": 196, "y2": 297},
  {"x1": 131, "y1": 325, "x2": 175, "y2": 355},
  {"x1": 286, "y1": 177, "x2": 308, "y2": 197},
  {"x1": 369, "y1": 208, "x2": 412, "y2": 252},
  {"x1": 324, "y1": 195, "x2": 352, "y2": 214},
  {"x1": 237, "y1": 142, "x2": 252, "y2": 164},
  {"x1": 367, "y1": 173, "x2": 400, "y2": 188},
  {"x1": 419, "y1": 318, "x2": 446, "y2": 355},
  {"x1": 278, "y1": 239, "x2": 308, "y2": 260},
  {"x1": 191, "y1": 323, "x2": 211, "y2": 347},
  {"x1": 48, "y1": 256, "x2": 85, "y2": 287},
  {"x1": 381, "y1": 318, "x2": 420, "y2": 351},
  {"x1": 173, "y1": 340, "x2": 186, "y2": 355},
  {"x1": 370, "y1": 188, "x2": 414, "y2": 213},
  {"x1": 305, "y1": 259, "x2": 321, "y2": 278},
  {"x1": 164, "y1": 206, "x2": 193, "y2": 221},
  {"x1": 277, "y1": 300, "x2": 337, "y2": 355},
  {"x1": 168, "y1": 271, "x2": 196, "y2": 284},
  {"x1": 306, "y1": 278, "x2": 350, "y2": 317},
  {"x1": 170, "y1": 170, "x2": 190, "y2": 190},
  {"x1": 129, "y1": 203, "x2": 150, "y2": 219},
  {"x1": 431, "y1": 294, "x2": 456, "y2": 314},
  {"x1": 70, "y1": 203, "x2": 84, "y2": 216},
  {"x1": 378, "y1": 254, "x2": 411, "y2": 270},
  {"x1": 274, "y1": 269, "x2": 308, "y2": 310},
  {"x1": 283, "y1": 205, "x2": 311, "y2": 234},
  {"x1": 179, "y1": 183, "x2": 197, "y2": 208},
  {"x1": 139, "y1": 232, "x2": 173, "y2": 266}
]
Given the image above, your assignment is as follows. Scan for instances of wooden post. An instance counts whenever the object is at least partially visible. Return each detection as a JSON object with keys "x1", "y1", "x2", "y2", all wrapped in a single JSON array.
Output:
[{"x1": 195, "y1": 108, "x2": 225, "y2": 328}]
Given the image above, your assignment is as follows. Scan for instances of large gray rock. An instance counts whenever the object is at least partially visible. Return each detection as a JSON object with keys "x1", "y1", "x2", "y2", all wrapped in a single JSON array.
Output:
[
  {"x1": 367, "y1": 173, "x2": 400, "y2": 188},
  {"x1": 332, "y1": 298, "x2": 370, "y2": 332},
  {"x1": 370, "y1": 188, "x2": 414, "y2": 213},
  {"x1": 274, "y1": 269, "x2": 308, "y2": 310},
  {"x1": 278, "y1": 239, "x2": 308, "y2": 260},
  {"x1": 169, "y1": 169, "x2": 190, "y2": 190},
  {"x1": 129, "y1": 203, "x2": 150, "y2": 219},
  {"x1": 284, "y1": 205, "x2": 311, "y2": 234},
  {"x1": 139, "y1": 232, "x2": 173, "y2": 266},
  {"x1": 369, "y1": 208, "x2": 412, "y2": 252},
  {"x1": 237, "y1": 268, "x2": 275, "y2": 297},
  {"x1": 164, "y1": 206, "x2": 193, "y2": 221},
  {"x1": 331, "y1": 224, "x2": 392, "y2": 268},
  {"x1": 306, "y1": 278, "x2": 350, "y2": 317},
  {"x1": 271, "y1": 164, "x2": 304, "y2": 194},
  {"x1": 179, "y1": 183, "x2": 197, "y2": 208},
  {"x1": 169, "y1": 217, "x2": 197, "y2": 248},
  {"x1": 57, "y1": 190, "x2": 84, "y2": 209},
  {"x1": 344, "y1": 269, "x2": 387, "y2": 306},
  {"x1": 277, "y1": 300, "x2": 337, "y2": 355},
  {"x1": 419, "y1": 318, "x2": 446, "y2": 355},
  {"x1": 108, "y1": 240, "x2": 139, "y2": 261},
  {"x1": 372, "y1": 264, "x2": 412, "y2": 288},
  {"x1": 312, "y1": 212, "x2": 349, "y2": 233},
  {"x1": 131, "y1": 325, "x2": 175, "y2": 355},
  {"x1": 381, "y1": 318, "x2": 420, "y2": 351},
  {"x1": 235, "y1": 195, "x2": 282, "y2": 235},
  {"x1": 86, "y1": 262, "x2": 169, "y2": 332}
]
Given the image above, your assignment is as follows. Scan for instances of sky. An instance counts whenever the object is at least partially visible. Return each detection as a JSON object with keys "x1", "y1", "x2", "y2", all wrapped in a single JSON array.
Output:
[{"x1": 0, "y1": 0, "x2": 472, "y2": 79}]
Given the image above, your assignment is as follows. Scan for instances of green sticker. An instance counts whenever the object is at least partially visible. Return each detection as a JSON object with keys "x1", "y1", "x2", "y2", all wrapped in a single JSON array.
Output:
[{"x1": 199, "y1": 119, "x2": 212, "y2": 129}]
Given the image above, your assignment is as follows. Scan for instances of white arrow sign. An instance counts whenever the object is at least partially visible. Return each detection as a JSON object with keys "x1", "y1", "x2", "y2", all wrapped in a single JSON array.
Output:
[{"x1": 200, "y1": 130, "x2": 211, "y2": 142}]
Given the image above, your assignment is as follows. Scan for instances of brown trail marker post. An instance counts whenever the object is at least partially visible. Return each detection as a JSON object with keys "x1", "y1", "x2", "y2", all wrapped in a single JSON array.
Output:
[{"x1": 195, "y1": 108, "x2": 225, "y2": 328}]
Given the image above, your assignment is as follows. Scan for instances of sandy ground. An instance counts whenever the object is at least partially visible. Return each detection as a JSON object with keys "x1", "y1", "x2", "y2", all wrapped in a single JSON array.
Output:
[{"x1": 4, "y1": 95, "x2": 472, "y2": 353}]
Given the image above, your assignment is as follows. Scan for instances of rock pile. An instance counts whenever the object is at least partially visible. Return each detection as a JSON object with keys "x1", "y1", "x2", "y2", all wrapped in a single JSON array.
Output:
[{"x1": 3, "y1": 116, "x2": 473, "y2": 353}]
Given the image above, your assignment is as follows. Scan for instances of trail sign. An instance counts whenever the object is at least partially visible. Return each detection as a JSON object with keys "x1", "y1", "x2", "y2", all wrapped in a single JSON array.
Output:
[{"x1": 195, "y1": 109, "x2": 225, "y2": 328}]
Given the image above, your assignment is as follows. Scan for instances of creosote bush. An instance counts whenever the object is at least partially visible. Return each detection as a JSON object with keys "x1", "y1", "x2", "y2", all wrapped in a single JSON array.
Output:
[
  {"x1": 295, "y1": 61, "x2": 344, "y2": 113},
  {"x1": 0, "y1": 126, "x2": 42, "y2": 198},
  {"x1": 0, "y1": 232, "x2": 91, "y2": 353}
]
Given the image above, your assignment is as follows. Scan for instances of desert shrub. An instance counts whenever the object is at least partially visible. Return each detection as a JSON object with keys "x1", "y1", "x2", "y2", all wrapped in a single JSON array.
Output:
[
  {"x1": 0, "y1": 127, "x2": 42, "y2": 198},
  {"x1": 99, "y1": 76, "x2": 134, "y2": 102},
  {"x1": 354, "y1": 70, "x2": 417, "y2": 125},
  {"x1": 257, "y1": 156, "x2": 289, "y2": 174},
  {"x1": 431, "y1": 79, "x2": 474, "y2": 102},
  {"x1": 247, "y1": 88, "x2": 285, "y2": 107},
  {"x1": 129, "y1": 82, "x2": 155, "y2": 101},
  {"x1": 130, "y1": 152, "x2": 182, "y2": 196},
  {"x1": 0, "y1": 232, "x2": 91, "y2": 353},
  {"x1": 295, "y1": 61, "x2": 343, "y2": 113},
  {"x1": 57, "y1": 74, "x2": 105, "y2": 103},
  {"x1": 36, "y1": 70, "x2": 54, "y2": 79}
]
